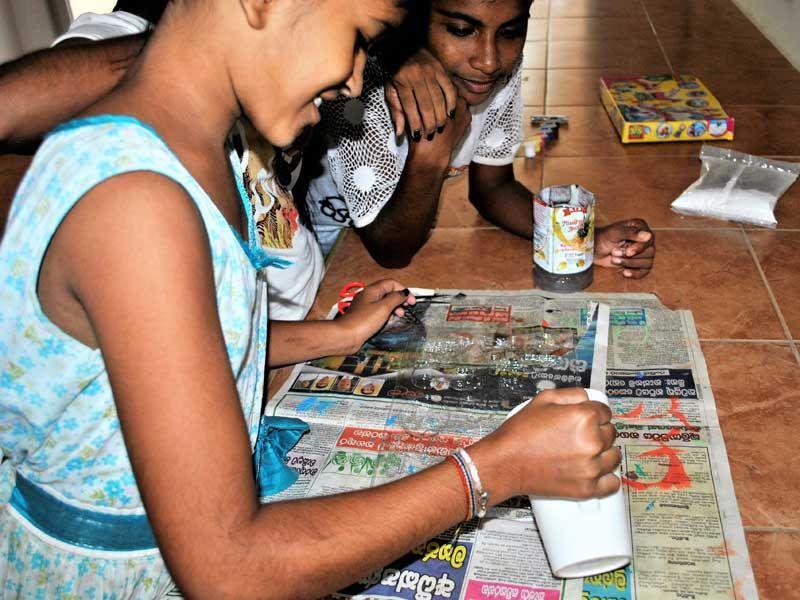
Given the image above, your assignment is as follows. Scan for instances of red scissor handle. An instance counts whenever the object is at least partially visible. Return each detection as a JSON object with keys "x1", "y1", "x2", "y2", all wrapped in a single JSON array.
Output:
[{"x1": 337, "y1": 281, "x2": 365, "y2": 315}]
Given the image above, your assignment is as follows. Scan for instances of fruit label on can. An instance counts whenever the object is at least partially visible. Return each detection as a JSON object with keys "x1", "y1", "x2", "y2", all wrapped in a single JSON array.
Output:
[{"x1": 533, "y1": 185, "x2": 595, "y2": 275}]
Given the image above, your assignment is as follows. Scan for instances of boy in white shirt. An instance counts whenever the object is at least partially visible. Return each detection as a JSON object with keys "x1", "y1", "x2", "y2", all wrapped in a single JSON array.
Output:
[{"x1": 304, "y1": 0, "x2": 655, "y2": 277}]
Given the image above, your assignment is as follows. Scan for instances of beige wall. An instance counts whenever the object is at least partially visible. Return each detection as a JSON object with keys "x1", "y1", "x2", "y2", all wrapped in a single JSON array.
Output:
[
  {"x1": 733, "y1": 0, "x2": 800, "y2": 71},
  {"x1": 0, "y1": 1, "x2": 24, "y2": 63},
  {"x1": 69, "y1": 0, "x2": 116, "y2": 18},
  {"x1": 0, "y1": 0, "x2": 60, "y2": 63},
  {"x1": 11, "y1": 0, "x2": 59, "y2": 52},
  {"x1": 0, "y1": 0, "x2": 119, "y2": 64}
]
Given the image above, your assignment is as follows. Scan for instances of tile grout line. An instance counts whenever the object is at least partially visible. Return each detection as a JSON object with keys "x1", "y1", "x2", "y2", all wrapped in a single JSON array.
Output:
[
  {"x1": 436, "y1": 224, "x2": 800, "y2": 233},
  {"x1": 744, "y1": 526, "x2": 800, "y2": 534},
  {"x1": 540, "y1": 155, "x2": 794, "y2": 160},
  {"x1": 531, "y1": 66, "x2": 800, "y2": 73},
  {"x1": 638, "y1": 0, "x2": 676, "y2": 76},
  {"x1": 740, "y1": 229, "x2": 800, "y2": 367},
  {"x1": 434, "y1": 226, "x2": 787, "y2": 232},
  {"x1": 648, "y1": 226, "x2": 744, "y2": 231},
  {"x1": 743, "y1": 228, "x2": 800, "y2": 232},
  {"x1": 542, "y1": 4, "x2": 550, "y2": 111},
  {"x1": 536, "y1": 3, "x2": 551, "y2": 176},
  {"x1": 699, "y1": 338, "x2": 793, "y2": 344}
]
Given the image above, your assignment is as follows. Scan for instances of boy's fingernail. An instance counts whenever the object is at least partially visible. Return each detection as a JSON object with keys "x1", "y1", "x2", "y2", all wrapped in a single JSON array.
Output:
[
  {"x1": 612, "y1": 257, "x2": 623, "y2": 265},
  {"x1": 612, "y1": 249, "x2": 623, "y2": 257},
  {"x1": 449, "y1": 109, "x2": 456, "y2": 118},
  {"x1": 426, "y1": 133, "x2": 435, "y2": 141},
  {"x1": 413, "y1": 130, "x2": 421, "y2": 141}
]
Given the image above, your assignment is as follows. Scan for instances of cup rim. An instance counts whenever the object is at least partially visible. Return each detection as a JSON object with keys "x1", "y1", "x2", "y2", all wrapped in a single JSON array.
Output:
[{"x1": 552, "y1": 555, "x2": 631, "y2": 579}]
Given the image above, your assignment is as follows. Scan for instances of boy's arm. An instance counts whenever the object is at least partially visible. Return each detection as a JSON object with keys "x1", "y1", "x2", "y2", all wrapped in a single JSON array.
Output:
[
  {"x1": 357, "y1": 103, "x2": 469, "y2": 268},
  {"x1": 469, "y1": 163, "x2": 657, "y2": 277},
  {"x1": 0, "y1": 34, "x2": 147, "y2": 152},
  {"x1": 317, "y1": 59, "x2": 467, "y2": 268},
  {"x1": 468, "y1": 162, "x2": 534, "y2": 238},
  {"x1": 366, "y1": 61, "x2": 529, "y2": 258}
]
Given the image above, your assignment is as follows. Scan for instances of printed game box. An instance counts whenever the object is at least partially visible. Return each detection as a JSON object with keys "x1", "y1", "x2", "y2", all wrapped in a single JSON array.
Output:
[{"x1": 599, "y1": 74, "x2": 734, "y2": 143}]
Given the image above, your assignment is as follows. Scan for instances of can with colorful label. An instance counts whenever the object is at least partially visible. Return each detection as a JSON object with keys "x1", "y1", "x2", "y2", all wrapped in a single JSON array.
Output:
[{"x1": 533, "y1": 184, "x2": 595, "y2": 292}]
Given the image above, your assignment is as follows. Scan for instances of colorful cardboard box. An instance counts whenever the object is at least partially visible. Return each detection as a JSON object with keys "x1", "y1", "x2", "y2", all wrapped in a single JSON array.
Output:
[{"x1": 600, "y1": 74, "x2": 734, "y2": 143}]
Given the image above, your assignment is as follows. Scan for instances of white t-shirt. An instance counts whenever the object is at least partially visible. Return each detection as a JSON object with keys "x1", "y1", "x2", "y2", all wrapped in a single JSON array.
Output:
[
  {"x1": 52, "y1": 11, "x2": 152, "y2": 45},
  {"x1": 226, "y1": 121, "x2": 324, "y2": 320},
  {"x1": 56, "y1": 12, "x2": 325, "y2": 320},
  {"x1": 306, "y1": 59, "x2": 523, "y2": 254}
]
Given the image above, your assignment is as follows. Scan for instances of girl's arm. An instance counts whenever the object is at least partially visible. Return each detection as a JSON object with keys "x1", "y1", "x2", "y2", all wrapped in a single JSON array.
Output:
[
  {"x1": 267, "y1": 281, "x2": 415, "y2": 367},
  {"x1": 468, "y1": 161, "x2": 535, "y2": 238},
  {"x1": 59, "y1": 172, "x2": 620, "y2": 600}
]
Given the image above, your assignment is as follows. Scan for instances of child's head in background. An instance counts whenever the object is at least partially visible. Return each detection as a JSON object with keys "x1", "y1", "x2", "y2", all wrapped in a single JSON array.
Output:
[{"x1": 156, "y1": 0, "x2": 407, "y2": 147}]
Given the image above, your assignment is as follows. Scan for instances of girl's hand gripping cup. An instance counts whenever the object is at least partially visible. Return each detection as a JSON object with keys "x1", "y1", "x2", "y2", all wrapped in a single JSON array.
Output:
[{"x1": 506, "y1": 389, "x2": 632, "y2": 578}]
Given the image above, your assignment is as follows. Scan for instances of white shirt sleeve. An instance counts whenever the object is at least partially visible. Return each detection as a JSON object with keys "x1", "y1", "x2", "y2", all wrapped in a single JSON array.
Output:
[
  {"x1": 52, "y1": 11, "x2": 151, "y2": 46},
  {"x1": 471, "y1": 63, "x2": 523, "y2": 166},
  {"x1": 322, "y1": 59, "x2": 407, "y2": 228}
]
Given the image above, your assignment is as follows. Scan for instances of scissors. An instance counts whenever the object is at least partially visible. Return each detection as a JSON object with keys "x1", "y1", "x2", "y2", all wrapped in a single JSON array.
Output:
[
  {"x1": 337, "y1": 283, "x2": 438, "y2": 316},
  {"x1": 337, "y1": 281, "x2": 365, "y2": 315}
]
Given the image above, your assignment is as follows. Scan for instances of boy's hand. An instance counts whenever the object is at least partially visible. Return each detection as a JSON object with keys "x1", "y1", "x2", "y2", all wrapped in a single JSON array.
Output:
[
  {"x1": 407, "y1": 95, "x2": 471, "y2": 167},
  {"x1": 385, "y1": 48, "x2": 457, "y2": 139},
  {"x1": 594, "y1": 219, "x2": 655, "y2": 279},
  {"x1": 335, "y1": 280, "x2": 416, "y2": 354}
]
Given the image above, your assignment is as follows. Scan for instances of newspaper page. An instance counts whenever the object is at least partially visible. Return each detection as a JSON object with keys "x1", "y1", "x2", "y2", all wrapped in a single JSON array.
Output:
[{"x1": 265, "y1": 290, "x2": 757, "y2": 600}]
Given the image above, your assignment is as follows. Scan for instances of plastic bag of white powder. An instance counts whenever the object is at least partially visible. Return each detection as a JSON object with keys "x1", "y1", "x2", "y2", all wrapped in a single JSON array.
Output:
[{"x1": 671, "y1": 146, "x2": 799, "y2": 228}]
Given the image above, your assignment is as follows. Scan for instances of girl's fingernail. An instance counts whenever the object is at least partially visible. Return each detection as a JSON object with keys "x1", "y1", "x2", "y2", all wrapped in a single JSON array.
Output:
[
  {"x1": 437, "y1": 125, "x2": 445, "y2": 133},
  {"x1": 402, "y1": 288, "x2": 411, "y2": 296},
  {"x1": 413, "y1": 130, "x2": 421, "y2": 141},
  {"x1": 426, "y1": 133, "x2": 435, "y2": 141},
  {"x1": 449, "y1": 109, "x2": 456, "y2": 118}
]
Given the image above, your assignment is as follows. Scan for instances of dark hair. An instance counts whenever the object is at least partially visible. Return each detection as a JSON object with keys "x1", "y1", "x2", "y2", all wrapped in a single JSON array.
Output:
[
  {"x1": 373, "y1": 0, "x2": 431, "y2": 74},
  {"x1": 113, "y1": 0, "x2": 169, "y2": 24}
]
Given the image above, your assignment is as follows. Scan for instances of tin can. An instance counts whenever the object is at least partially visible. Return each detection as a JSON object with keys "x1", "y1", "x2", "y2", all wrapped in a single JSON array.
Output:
[{"x1": 533, "y1": 184, "x2": 595, "y2": 292}]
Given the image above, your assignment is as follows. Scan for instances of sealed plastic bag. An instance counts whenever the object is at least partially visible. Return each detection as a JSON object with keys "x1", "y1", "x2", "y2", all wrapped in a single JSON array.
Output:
[{"x1": 671, "y1": 145, "x2": 800, "y2": 228}]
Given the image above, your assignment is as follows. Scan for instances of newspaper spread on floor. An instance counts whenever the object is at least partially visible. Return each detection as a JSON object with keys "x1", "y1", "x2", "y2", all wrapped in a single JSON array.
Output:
[{"x1": 266, "y1": 290, "x2": 758, "y2": 600}]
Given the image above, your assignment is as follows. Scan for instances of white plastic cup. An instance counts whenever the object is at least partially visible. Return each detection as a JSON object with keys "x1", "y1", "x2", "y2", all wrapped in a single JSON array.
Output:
[
  {"x1": 506, "y1": 388, "x2": 632, "y2": 578},
  {"x1": 524, "y1": 140, "x2": 538, "y2": 158}
]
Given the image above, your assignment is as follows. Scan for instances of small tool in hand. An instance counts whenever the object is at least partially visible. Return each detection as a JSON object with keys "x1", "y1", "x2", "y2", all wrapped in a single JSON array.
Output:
[
  {"x1": 337, "y1": 281, "x2": 365, "y2": 315},
  {"x1": 407, "y1": 287, "x2": 435, "y2": 297}
]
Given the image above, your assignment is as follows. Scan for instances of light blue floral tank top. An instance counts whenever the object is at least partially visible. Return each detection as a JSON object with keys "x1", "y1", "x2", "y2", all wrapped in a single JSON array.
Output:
[{"x1": 0, "y1": 116, "x2": 269, "y2": 597}]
